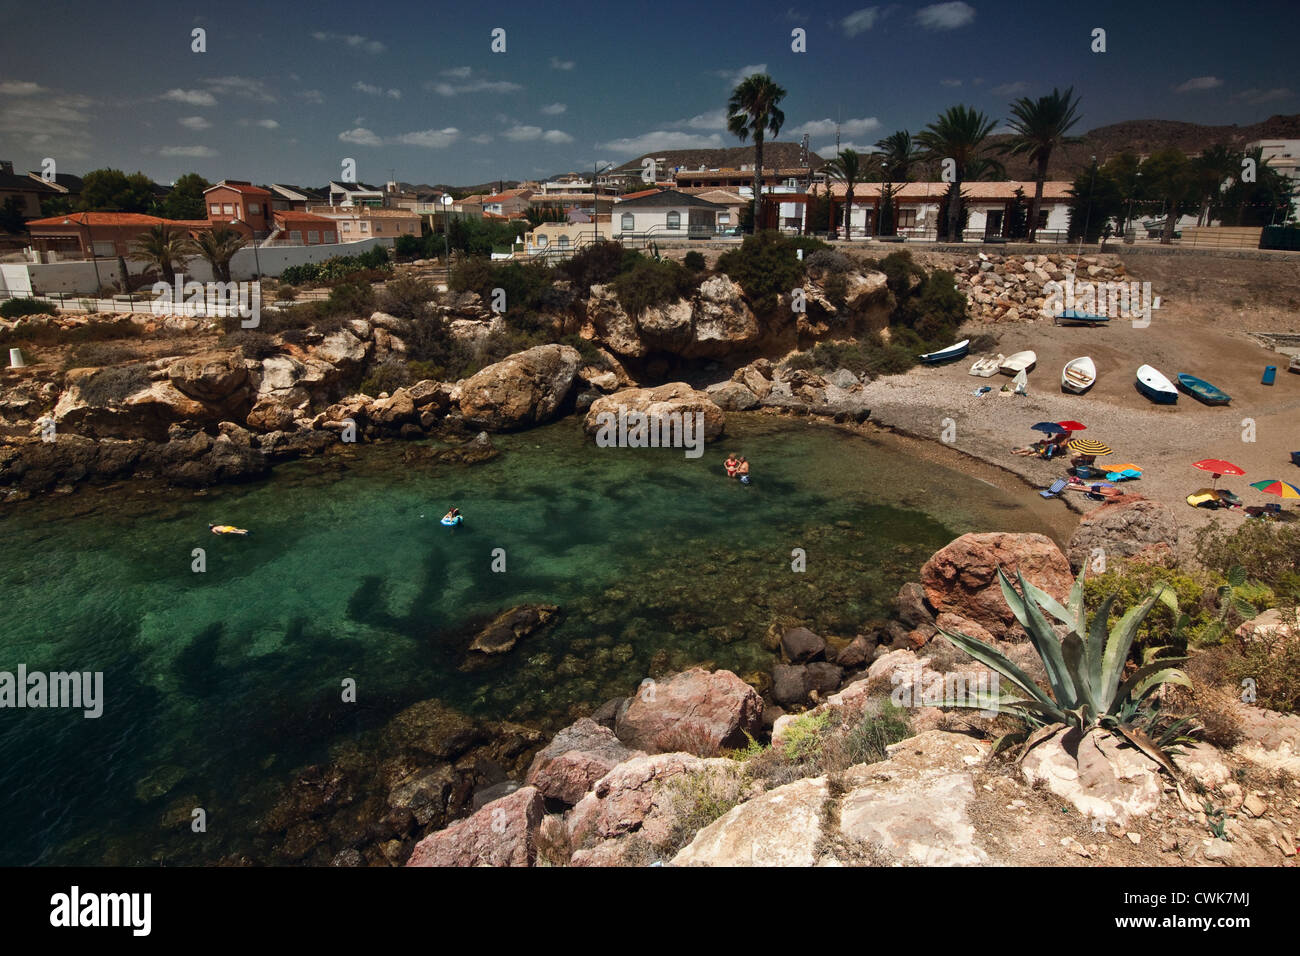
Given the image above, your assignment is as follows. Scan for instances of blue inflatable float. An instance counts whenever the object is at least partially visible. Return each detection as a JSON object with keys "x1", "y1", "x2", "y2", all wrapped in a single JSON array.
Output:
[{"x1": 440, "y1": 515, "x2": 463, "y2": 527}]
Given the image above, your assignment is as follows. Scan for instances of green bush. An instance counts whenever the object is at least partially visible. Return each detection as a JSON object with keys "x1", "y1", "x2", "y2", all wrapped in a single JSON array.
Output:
[
  {"x1": 278, "y1": 247, "x2": 391, "y2": 286},
  {"x1": 610, "y1": 256, "x2": 696, "y2": 316},
  {"x1": 1223, "y1": 627, "x2": 1300, "y2": 712},
  {"x1": 322, "y1": 281, "x2": 376, "y2": 318},
  {"x1": 780, "y1": 710, "x2": 830, "y2": 762},
  {"x1": 805, "y1": 249, "x2": 853, "y2": 274},
  {"x1": 361, "y1": 360, "x2": 412, "y2": 396},
  {"x1": 560, "y1": 240, "x2": 641, "y2": 293},
  {"x1": 378, "y1": 274, "x2": 436, "y2": 319},
  {"x1": 1083, "y1": 562, "x2": 1227, "y2": 648},
  {"x1": 683, "y1": 250, "x2": 707, "y2": 272},
  {"x1": 76, "y1": 364, "x2": 152, "y2": 405},
  {"x1": 840, "y1": 703, "x2": 912, "y2": 765},
  {"x1": 784, "y1": 334, "x2": 916, "y2": 380},
  {"x1": 1, "y1": 297, "x2": 58, "y2": 319},
  {"x1": 716, "y1": 230, "x2": 805, "y2": 315},
  {"x1": 823, "y1": 273, "x2": 850, "y2": 309},
  {"x1": 1195, "y1": 520, "x2": 1300, "y2": 604}
]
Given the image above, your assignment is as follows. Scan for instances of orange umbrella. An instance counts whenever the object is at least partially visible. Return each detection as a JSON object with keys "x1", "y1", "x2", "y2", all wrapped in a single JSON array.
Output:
[{"x1": 1194, "y1": 459, "x2": 1245, "y2": 488}]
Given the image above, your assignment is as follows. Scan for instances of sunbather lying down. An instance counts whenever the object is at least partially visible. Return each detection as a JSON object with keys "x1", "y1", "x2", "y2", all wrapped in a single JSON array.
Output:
[{"x1": 1012, "y1": 441, "x2": 1060, "y2": 459}]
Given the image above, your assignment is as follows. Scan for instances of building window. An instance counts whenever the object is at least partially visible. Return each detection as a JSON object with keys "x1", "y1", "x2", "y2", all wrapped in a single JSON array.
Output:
[
  {"x1": 374, "y1": 223, "x2": 382, "y2": 233},
  {"x1": 718, "y1": 213, "x2": 730, "y2": 226},
  {"x1": 666, "y1": 211, "x2": 681, "y2": 230},
  {"x1": 621, "y1": 213, "x2": 635, "y2": 232},
  {"x1": 92, "y1": 241, "x2": 116, "y2": 257},
  {"x1": 898, "y1": 209, "x2": 918, "y2": 228},
  {"x1": 210, "y1": 203, "x2": 221, "y2": 216},
  {"x1": 360, "y1": 222, "x2": 368, "y2": 232},
  {"x1": 222, "y1": 203, "x2": 234, "y2": 215},
  {"x1": 248, "y1": 202, "x2": 261, "y2": 215},
  {"x1": 558, "y1": 235, "x2": 570, "y2": 249},
  {"x1": 291, "y1": 231, "x2": 302, "y2": 242},
  {"x1": 324, "y1": 232, "x2": 336, "y2": 243},
  {"x1": 308, "y1": 231, "x2": 319, "y2": 243},
  {"x1": 341, "y1": 222, "x2": 351, "y2": 232},
  {"x1": 538, "y1": 235, "x2": 548, "y2": 248}
]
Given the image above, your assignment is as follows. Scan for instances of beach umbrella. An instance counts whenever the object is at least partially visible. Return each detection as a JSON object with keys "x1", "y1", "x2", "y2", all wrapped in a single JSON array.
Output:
[
  {"x1": 1031, "y1": 421, "x2": 1064, "y2": 434},
  {"x1": 1249, "y1": 479, "x2": 1300, "y2": 499},
  {"x1": 1194, "y1": 458, "x2": 1245, "y2": 488},
  {"x1": 1068, "y1": 438, "x2": 1112, "y2": 456},
  {"x1": 1056, "y1": 420, "x2": 1087, "y2": 432}
]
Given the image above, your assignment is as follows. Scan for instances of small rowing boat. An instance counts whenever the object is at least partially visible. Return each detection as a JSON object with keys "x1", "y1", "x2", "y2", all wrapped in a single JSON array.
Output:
[
  {"x1": 969, "y1": 354, "x2": 1002, "y2": 377},
  {"x1": 1061, "y1": 356, "x2": 1097, "y2": 394},
  {"x1": 1176, "y1": 373, "x2": 1231, "y2": 406},
  {"x1": 919, "y1": 338, "x2": 970, "y2": 364},
  {"x1": 1136, "y1": 364, "x2": 1178, "y2": 404},
  {"x1": 999, "y1": 350, "x2": 1037, "y2": 375}
]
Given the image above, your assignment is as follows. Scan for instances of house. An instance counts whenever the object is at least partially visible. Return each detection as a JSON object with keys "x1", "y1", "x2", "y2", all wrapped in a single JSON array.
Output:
[
  {"x1": 680, "y1": 188, "x2": 746, "y2": 232},
  {"x1": 25, "y1": 212, "x2": 183, "y2": 261},
  {"x1": 806, "y1": 181, "x2": 1075, "y2": 238},
  {"x1": 674, "y1": 165, "x2": 819, "y2": 191},
  {"x1": 203, "y1": 181, "x2": 274, "y2": 236},
  {"x1": 1247, "y1": 140, "x2": 1300, "y2": 219},
  {"x1": 451, "y1": 194, "x2": 488, "y2": 218},
  {"x1": 325, "y1": 180, "x2": 386, "y2": 207},
  {"x1": 26, "y1": 169, "x2": 83, "y2": 207},
  {"x1": 482, "y1": 187, "x2": 534, "y2": 217},
  {"x1": 270, "y1": 210, "x2": 339, "y2": 245},
  {"x1": 520, "y1": 217, "x2": 611, "y2": 257},
  {"x1": 0, "y1": 160, "x2": 57, "y2": 219},
  {"x1": 268, "y1": 184, "x2": 328, "y2": 212},
  {"x1": 611, "y1": 188, "x2": 723, "y2": 238},
  {"x1": 308, "y1": 205, "x2": 421, "y2": 242}
]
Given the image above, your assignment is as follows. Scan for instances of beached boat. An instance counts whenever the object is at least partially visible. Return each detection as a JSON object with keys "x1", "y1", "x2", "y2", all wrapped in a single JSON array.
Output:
[
  {"x1": 969, "y1": 354, "x2": 1002, "y2": 377},
  {"x1": 1136, "y1": 364, "x2": 1179, "y2": 404},
  {"x1": 1061, "y1": 356, "x2": 1097, "y2": 394},
  {"x1": 919, "y1": 338, "x2": 970, "y2": 364},
  {"x1": 1177, "y1": 373, "x2": 1232, "y2": 406},
  {"x1": 999, "y1": 350, "x2": 1037, "y2": 375},
  {"x1": 1054, "y1": 310, "x2": 1111, "y2": 326},
  {"x1": 1290, "y1": 355, "x2": 1300, "y2": 374}
]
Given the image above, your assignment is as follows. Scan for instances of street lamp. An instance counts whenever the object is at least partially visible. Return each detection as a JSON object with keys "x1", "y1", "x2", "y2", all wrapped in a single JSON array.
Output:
[
  {"x1": 231, "y1": 217, "x2": 261, "y2": 278},
  {"x1": 66, "y1": 216, "x2": 103, "y2": 293},
  {"x1": 440, "y1": 194, "x2": 453, "y2": 263}
]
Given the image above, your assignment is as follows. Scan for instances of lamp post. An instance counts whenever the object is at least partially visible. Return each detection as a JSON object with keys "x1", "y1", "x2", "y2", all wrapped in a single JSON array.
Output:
[
  {"x1": 440, "y1": 194, "x2": 453, "y2": 263},
  {"x1": 232, "y1": 217, "x2": 262, "y2": 279},
  {"x1": 65, "y1": 216, "x2": 102, "y2": 293}
]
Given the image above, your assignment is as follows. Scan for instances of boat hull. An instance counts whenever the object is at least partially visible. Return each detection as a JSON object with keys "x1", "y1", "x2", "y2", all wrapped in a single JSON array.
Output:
[
  {"x1": 1061, "y1": 357, "x2": 1096, "y2": 394},
  {"x1": 999, "y1": 351, "x2": 1037, "y2": 375},
  {"x1": 1177, "y1": 373, "x2": 1231, "y2": 406},
  {"x1": 1055, "y1": 310, "x2": 1111, "y2": 326},
  {"x1": 920, "y1": 338, "x2": 970, "y2": 364}
]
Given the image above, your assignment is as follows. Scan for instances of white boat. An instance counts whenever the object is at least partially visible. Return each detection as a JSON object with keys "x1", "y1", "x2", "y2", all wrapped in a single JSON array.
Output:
[
  {"x1": 999, "y1": 350, "x2": 1037, "y2": 375},
  {"x1": 919, "y1": 338, "x2": 970, "y2": 364},
  {"x1": 1136, "y1": 364, "x2": 1178, "y2": 404},
  {"x1": 1061, "y1": 356, "x2": 1097, "y2": 393},
  {"x1": 969, "y1": 354, "x2": 1003, "y2": 377}
]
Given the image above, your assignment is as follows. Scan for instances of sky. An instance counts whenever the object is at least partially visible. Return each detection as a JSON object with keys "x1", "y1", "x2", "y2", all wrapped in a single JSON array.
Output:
[{"x1": 0, "y1": 0, "x2": 1297, "y2": 187}]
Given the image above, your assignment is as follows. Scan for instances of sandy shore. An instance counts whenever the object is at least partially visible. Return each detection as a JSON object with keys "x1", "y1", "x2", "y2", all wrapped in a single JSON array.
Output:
[{"x1": 856, "y1": 310, "x2": 1300, "y2": 555}]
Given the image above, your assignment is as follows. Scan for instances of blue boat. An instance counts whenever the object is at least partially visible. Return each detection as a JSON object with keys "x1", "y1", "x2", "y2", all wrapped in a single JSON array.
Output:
[
  {"x1": 919, "y1": 338, "x2": 970, "y2": 364},
  {"x1": 1176, "y1": 373, "x2": 1231, "y2": 406},
  {"x1": 1263, "y1": 366, "x2": 1277, "y2": 385},
  {"x1": 1054, "y1": 309, "x2": 1111, "y2": 326}
]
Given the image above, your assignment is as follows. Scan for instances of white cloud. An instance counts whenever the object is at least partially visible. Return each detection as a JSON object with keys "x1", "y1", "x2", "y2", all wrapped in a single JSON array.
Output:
[
  {"x1": 676, "y1": 108, "x2": 730, "y2": 130},
  {"x1": 354, "y1": 81, "x2": 401, "y2": 99},
  {"x1": 991, "y1": 81, "x2": 1030, "y2": 96},
  {"x1": 916, "y1": 2, "x2": 976, "y2": 30},
  {"x1": 940, "y1": 78, "x2": 963, "y2": 87},
  {"x1": 393, "y1": 127, "x2": 460, "y2": 148},
  {"x1": 0, "y1": 89, "x2": 94, "y2": 159},
  {"x1": 542, "y1": 129, "x2": 573, "y2": 143},
  {"x1": 1233, "y1": 87, "x2": 1294, "y2": 103},
  {"x1": 441, "y1": 66, "x2": 473, "y2": 79},
  {"x1": 596, "y1": 130, "x2": 725, "y2": 155},
  {"x1": 541, "y1": 102, "x2": 567, "y2": 115},
  {"x1": 0, "y1": 81, "x2": 44, "y2": 96},
  {"x1": 162, "y1": 88, "x2": 217, "y2": 107},
  {"x1": 160, "y1": 145, "x2": 217, "y2": 157},
  {"x1": 549, "y1": 57, "x2": 575, "y2": 70},
  {"x1": 179, "y1": 116, "x2": 211, "y2": 130},
  {"x1": 841, "y1": 7, "x2": 880, "y2": 36},
  {"x1": 504, "y1": 125, "x2": 543, "y2": 141},
  {"x1": 204, "y1": 75, "x2": 275, "y2": 102},
  {"x1": 312, "y1": 31, "x2": 386, "y2": 54},
  {"x1": 338, "y1": 126, "x2": 383, "y2": 146},
  {"x1": 469, "y1": 133, "x2": 493, "y2": 144},
  {"x1": 717, "y1": 64, "x2": 768, "y2": 86},
  {"x1": 1173, "y1": 75, "x2": 1223, "y2": 93},
  {"x1": 428, "y1": 77, "x2": 523, "y2": 96},
  {"x1": 792, "y1": 116, "x2": 881, "y2": 137},
  {"x1": 297, "y1": 89, "x2": 324, "y2": 104},
  {"x1": 816, "y1": 142, "x2": 878, "y2": 155},
  {"x1": 242, "y1": 118, "x2": 280, "y2": 129}
]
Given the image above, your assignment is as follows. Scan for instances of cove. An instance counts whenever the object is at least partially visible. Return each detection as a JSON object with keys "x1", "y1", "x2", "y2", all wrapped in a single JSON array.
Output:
[{"x1": 0, "y1": 414, "x2": 1062, "y2": 865}]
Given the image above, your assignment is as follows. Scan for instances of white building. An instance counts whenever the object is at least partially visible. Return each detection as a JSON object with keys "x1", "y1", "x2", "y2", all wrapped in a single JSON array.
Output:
[
  {"x1": 1246, "y1": 140, "x2": 1300, "y2": 220},
  {"x1": 611, "y1": 188, "x2": 723, "y2": 239}
]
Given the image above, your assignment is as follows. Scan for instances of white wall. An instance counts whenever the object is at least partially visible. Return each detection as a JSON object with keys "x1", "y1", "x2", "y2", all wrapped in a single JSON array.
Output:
[{"x1": 612, "y1": 207, "x2": 707, "y2": 236}]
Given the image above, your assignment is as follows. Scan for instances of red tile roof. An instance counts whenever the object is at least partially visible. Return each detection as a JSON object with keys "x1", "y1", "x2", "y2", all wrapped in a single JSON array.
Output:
[
  {"x1": 26, "y1": 212, "x2": 169, "y2": 227},
  {"x1": 204, "y1": 181, "x2": 273, "y2": 197},
  {"x1": 274, "y1": 210, "x2": 337, "y2": 224},
  {"x1": 617, "y1": 188, "x2": 662, "y2": 201}
]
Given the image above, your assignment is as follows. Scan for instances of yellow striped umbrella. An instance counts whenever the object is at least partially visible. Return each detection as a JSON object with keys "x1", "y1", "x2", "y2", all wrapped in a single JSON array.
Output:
[{"x1": 1067, "y1": 438, "x2": 1112, "y2": 456}]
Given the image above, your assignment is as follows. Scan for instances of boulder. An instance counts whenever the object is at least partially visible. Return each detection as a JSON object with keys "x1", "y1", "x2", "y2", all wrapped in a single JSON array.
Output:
[
  {"x1": 919, "y1": 532, "x2": 1074, "y2": 640},
  {"x1": 584, "y1": 383, "x2": 725, "y2": 443},
  {"x1": 405, "y1": 785, "x2": 544, "y2": 867},
  {"x1": 585, "y1": 285, "x2": 646, "y2": 358},
  {"x1": 780, "y1": 626, "x2": 825, "y2": 663},
  {"x1": 166, "y1": 352, "x2": 249, "y2": 405},
  {"x1": 896, "y1": 581, "x2": 933, "y2": 628},
  {"x1": 245, "y1": 396, "x2": 297, "y2": 432},
  {"x1": 834, "y1": 635, "x2": 873, "y2": 670},
  {"x1": 1020, "y1": 727, "x2": 1163, "y2": 827},
  {"x1": 614, "y1": 668, "x2": 763, "y2": 756},
  {"x1": 1065, "y1": 495, "x2": 1179, "y2": 569},
  {"x1": 467, "y1": 604, "x2": 559, "y2": 657},
  {"x1": 369, "y1": 387, "x2": 416, "y2": 426},
  {"x1": 458, "y1": 344, "x2": 582, "y2": 431},
  {"x1": 705, "y1": 380, "x2": 760, "y2": 411},
  {"x1": 672, "y1": 776, "x2": 830, "y2": 867},
  {"x1": 313, "y1": 329, "x2": 369, "y2": 370},
  {"x1": 524, "y1": 717, "x2": 645, "y2": 805},
  {"x1": 688, "y1": 275, "x2": 759, "y2": 356}
]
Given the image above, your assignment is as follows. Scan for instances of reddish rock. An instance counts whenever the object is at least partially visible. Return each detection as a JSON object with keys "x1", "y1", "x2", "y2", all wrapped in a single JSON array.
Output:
[
  {"x1": 405, "y1": 786, "x2": 544, "y2": 867},
  {"x1": 920, "y1": 532, "x2": 1073, "y2": 640},
  {"x1": 1065, "y1": 495, "x2": 1179, "y2": 570},
  {"x1": 934, "y1": 612, "x2": 997, "y2": 646},
  {"x1": 614, "y1": 668, "x2": 763, "y2": 756},
  {"x1": 524, "y1": 717, "x2": 645, "y2": 806},
  {"x1": 458, "y1": 344, "x2": 582, "y2": 431}
]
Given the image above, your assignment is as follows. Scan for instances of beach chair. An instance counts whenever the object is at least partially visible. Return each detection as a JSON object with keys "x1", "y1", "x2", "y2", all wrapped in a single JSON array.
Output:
[{"x1": 1040, "y1": 478, "x2": 1069, "y2": 499}]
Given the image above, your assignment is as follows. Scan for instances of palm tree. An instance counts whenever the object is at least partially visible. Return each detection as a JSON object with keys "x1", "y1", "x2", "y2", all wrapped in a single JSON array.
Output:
[
  {"x1": 822, "y1": 149, "x2": 879, "y2": 240},
  {"x1": 189, "y1": 226, "x2": 248, "y2": 283},
  {"x1": 1000, "y1": 87, "x2": 1083, "y2": 241},
  {"x1": 873, "y1": 131, "x2": 919, "y2": 237},
  {"x1": 727, "y1": 73, "x2": 787, "y2": 233},
  {"x1": 1192, "y1": 144, "x2": 1240, "y2": 226},
  {"x1": 917, "y1": 105, "x2": 999, "y2": 242},
  {"x1": 129, "y1": 224, "x2": 191, "y2": 285}
]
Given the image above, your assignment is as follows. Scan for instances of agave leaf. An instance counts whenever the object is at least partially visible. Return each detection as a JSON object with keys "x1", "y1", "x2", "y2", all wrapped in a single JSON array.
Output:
[
  {"x1": 1017, "y1": 722, "x2": 1066, "y2": 762},
  {"x1": 938, "y1": 625, "x2": 1063, "y2": 717},
  {"x1": 1067, "y1": 566, "x2": 1086, "y2": 634},
  {"x1": 1060, "y1": 631, "x2": 1099, "y2": 717},
  {"x1": 1227, "y1": 565, "x2": 1246, "y2": 588},
  {"x1": 1109, "y1": 723, "x2": 1179, "y2": 775},
  {"x1": 991, "y1": 730, "x2": 1029, "y2": 756},
  {"x1": 1002, "y1": 569, "x2": 1077, "y2": 707},
  {"x1": 1122, "y1": 666, "x2": 1193, "y2": 707},
  {"x1": 1021, "y1": 576, "x2": 1077, "y2": 634},
  {"x1": 1100, "y1": 589, "x2": 1162, "y2": 709},
  {"x1": 1087, "y1": 591, "x2": 1118, "y2": 679},
  {"x1": 1155, "y1": 583, "x2": 1179, "y2": 615}
]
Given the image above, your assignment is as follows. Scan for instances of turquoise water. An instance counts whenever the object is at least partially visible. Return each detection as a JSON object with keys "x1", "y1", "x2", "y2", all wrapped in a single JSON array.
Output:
[{"x1": 0, "y1": 416, "x2": 1055, "y2": 864}]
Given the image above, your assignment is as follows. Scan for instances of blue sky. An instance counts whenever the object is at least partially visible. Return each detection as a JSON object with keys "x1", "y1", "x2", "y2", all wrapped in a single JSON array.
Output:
[{"x1": 0, "y1": 0, "x2": 1296, "y2": 186}]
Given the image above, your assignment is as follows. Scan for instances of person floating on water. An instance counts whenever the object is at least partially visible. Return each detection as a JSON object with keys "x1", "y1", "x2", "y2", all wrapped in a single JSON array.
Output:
[
  {"x1": 209, "y1": 523, "x2": 250, "y2": 536},
  {"x1": 441, "y1": 507, "x2": 463, "y2": 526},
  {"x1": 736, "y1": 456, "x2": 751, "y2": 484},
  {"x1": 724, "y1": 453, "x2": 739, "y2": 478}
]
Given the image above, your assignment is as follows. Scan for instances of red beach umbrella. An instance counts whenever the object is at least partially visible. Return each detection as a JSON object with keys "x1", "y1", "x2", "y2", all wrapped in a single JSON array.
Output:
[
  {"x1": 1193, "y1": 459, "x2": 1245, "y2": 488},
  {"x1": 1057, "y1": 421, "x2": 1087, "y2": 432}
]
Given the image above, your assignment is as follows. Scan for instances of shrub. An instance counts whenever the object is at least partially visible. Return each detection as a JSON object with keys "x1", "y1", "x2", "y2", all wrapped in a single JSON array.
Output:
[
  {"x1": 1083, "y1": 561, "x2": 1227, "y2": 648},
  {"x1": 610, "y1": 256, "x2": 696, "y2": 316},
  {"x1": 780, "y1": 710, "x2": 830, "y2": 762},
  {"x1": 805, "y1": 249, "x2": 854, "y2": 274},
  {"x1": 789, "y1": 235, "x2": 831, "y2": 258},
  {"x1": 1195, "y1": 520, "x2": 1300, "y2": 604},
  {"x1": 217, "y1": 330, "x2": 277, "y2": 359},
  {"x1": 1, "y1": 297, "x2": 58, "y2": 319},
  {"x1": 1222, "y1": 626, "x2": 1300, "y2": 713},
  {"x1": 76, "y1": 363, "x2": 152, "y2": 405},
  {"x1": 683, "y1": 250, "x2": 707, "y2": 272},
  {"x1": 448, "y1": 256, "x2": 496, "y2": 298},
  {"x1": 716, "y1": 230, "x2": 804, "y2": 315},
  {"x1": 321, "y1": 281, "x2": 376, "y2": 318},
  {"x1": 823, "y1": 272, "x2": 850, "y2": 309},
  {"x1": 839, "y1": 702, "x2": 911, "y2": 765},
  {"x1": 784, "y1": 335, "x2": 916, "y2": 380},
  {"x1": 64, "y1": 340, "x2": 145, "y2": 369},
  {"x1": 379, "y1": 274, "x2": 436, "y2": 319},
  {"x1": 663, "y1": 771, "x2": 744, "y2": 856},
  {"x1": 1, "y1": 316, "x2": 144, "y2": 351},
  {"x1": 560, "y1": 240, "x2": 641, "y2": 293},
  {"x1": 361, "y1": 360, "x2": 412, "y2": 396}
]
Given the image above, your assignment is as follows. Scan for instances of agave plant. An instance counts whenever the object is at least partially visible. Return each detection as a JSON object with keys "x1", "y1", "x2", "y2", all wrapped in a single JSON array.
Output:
[{"x1": 936, "y1": 566, "x2": 1194, "y2": 770}]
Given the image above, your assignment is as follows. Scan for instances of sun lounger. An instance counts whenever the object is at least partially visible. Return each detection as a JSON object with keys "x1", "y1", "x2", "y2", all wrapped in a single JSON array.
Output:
[{"x1": 1040, "y1": 478, "x2": 1069, "y2": 499}]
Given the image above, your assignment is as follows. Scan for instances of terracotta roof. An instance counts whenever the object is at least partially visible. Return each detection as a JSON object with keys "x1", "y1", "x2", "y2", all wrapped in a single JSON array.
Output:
[
  {"x1": 274, "y1": 210, "x2": 337, "y2": 224},
  {"x1": 26, "y1": 212, "x2": 169, "y2": 227},
  {"x1": 617, "y1": 188, "x2": 662, "y2": 201},
  {"x1": 204, "y1": 181, "x2": 273, "y2": 198},
  {"x1": 810, "y1": 181, "x2": 1074, "y2": 201}
]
